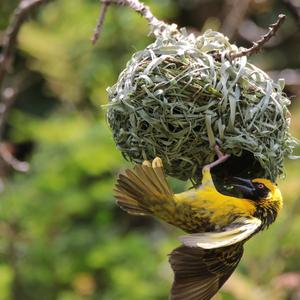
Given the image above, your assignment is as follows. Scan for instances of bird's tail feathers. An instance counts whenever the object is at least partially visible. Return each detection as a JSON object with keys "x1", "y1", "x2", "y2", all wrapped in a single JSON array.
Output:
[{"x1": 114, "y1": 157, "x2": 173, "y2": 215}]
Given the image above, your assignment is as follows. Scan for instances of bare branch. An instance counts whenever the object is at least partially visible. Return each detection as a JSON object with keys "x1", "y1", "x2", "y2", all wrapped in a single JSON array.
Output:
[
  {"x1": 91, "y1": 2, "x2": 110, "y2": 44},
  {"x1": 92, "y1": 0, "x2": 165, "y2": 44},
  {"x1": 0, "y1": 87, "x2": 17, "y2": 138},
  {"x1": 238, "y1": 19, "x2": 291, "y2": 48},
  {"x1": 229, "y1": 14, "x2": 286, "y2": 60},
  {"x1": 0, "y1": 0, "x2": 44, "y2": 175},
  {"x1": 0, "y1": 83, "x2": 27, "y2": 179},
  {"x1": 0, "y1": 143, "x2": 30, "y2": 173},
  {"x1": 0, "y1": 0, "x2": 47, "y2": 86}
]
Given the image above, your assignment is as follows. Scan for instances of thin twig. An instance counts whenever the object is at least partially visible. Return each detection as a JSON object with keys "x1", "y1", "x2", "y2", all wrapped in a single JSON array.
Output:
[
  {"x1": 0, "y1": 87, "x2": 18, "y2": 138},
  {"x1": 238, "y1": 19, "x2": 290, "y2": 48},
  {"x1": 229, "y1": 14, "x2": 286, "y2": 60},
  {"x1": 0, "y1": 143, "x2": 30, "y2": 173},
  {"x1": 91, "y1": 0, "x2": 165, "y2": 44},
  {"x1": 0, "y1": 0, "x2": 47, "y2": 86},
  {"x1": 91, "y1": 2, "x2": 110, "y2": 44},
  {"x1": 0, "y1": 0, "x2": 42, "y2": 175}
]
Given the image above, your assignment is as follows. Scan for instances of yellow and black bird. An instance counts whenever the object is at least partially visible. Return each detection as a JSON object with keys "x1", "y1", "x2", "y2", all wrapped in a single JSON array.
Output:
[{"x1": 114, "y1": 146, "x2": 283, "y2": 300}]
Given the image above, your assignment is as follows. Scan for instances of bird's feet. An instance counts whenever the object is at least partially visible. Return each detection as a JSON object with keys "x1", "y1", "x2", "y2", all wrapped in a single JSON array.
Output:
[{"x1": 203, "y1": 145, "x2": 230, "y2": 171}]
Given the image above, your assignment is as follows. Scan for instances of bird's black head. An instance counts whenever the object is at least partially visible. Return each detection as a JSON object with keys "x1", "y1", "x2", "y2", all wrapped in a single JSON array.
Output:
[
  {"x1": 232, "y1": 177, "x2": 282, "y2": 229},
  {"x1": 232, "y1": 177, "x2": 270, "y2": 201}
]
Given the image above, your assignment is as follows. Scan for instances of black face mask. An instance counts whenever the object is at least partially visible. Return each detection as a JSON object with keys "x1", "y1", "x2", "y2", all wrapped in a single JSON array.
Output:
[{"x1": 232, "y1": 177, "x2": 270, "y2": 201}]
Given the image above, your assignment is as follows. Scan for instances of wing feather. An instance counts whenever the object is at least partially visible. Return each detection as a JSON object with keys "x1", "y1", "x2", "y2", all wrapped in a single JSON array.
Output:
[
  {"x1": 180, "y1": 217, "x2": 261, "y2": 249},
  {"x1": 169, "y1": 244, "x2": 243, "y2": 300}
]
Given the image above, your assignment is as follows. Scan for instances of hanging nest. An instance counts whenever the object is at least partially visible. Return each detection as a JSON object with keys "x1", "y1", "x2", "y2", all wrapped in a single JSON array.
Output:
[{"x1": 106, "y1": 28, "x2": 297, "y2": 182}]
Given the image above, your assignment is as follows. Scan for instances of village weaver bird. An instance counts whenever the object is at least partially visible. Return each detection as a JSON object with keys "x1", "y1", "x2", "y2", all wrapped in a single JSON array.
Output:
[{"x1": 114, "y1": 145, "x2": 283, "y2": 300}]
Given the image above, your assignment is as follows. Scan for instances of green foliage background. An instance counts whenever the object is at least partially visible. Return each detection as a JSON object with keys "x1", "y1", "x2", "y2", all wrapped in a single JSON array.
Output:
[{"x1": 1, "y1": 0, "x2": 300, "y2": 299}]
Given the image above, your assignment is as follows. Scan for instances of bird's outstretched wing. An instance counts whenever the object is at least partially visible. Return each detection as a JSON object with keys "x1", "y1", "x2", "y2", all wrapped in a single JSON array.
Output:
[
  {"x1": 169, "y1": 244, "x2": 243, "y2": 300},
  {"x1": 179, "y1": 217, "x2": 261, "y2": 249}
]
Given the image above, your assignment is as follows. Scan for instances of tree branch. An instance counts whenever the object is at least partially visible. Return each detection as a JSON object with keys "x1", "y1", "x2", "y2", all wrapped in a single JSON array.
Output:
[
  {"x1": 0, "y1": 143, "x2": 30, "y2": 173},
  {"x1": 91, "y1": 2, "x2": 110, "y2": 44},
  {"x1": 229, "y1": 14, "x2": 286, "y2": 60},
  {"x1": 0, "y1": 0, "x2": 47, "y2": 86},
  {"x1": 91, "y1": 0, "x2": 166, "y2": 44},
  {"x1": 0, "y1": 87, "x2": 18, "y2": 138},
  {"x1": 238, "y1": 19, "x2": 290, "y2": 48},
  {"x1": 0, "y1": 0, "x2": 47, "y2": 175}
]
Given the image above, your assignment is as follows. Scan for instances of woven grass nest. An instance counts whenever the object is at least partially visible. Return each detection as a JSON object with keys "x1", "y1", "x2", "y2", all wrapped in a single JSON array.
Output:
[{"x1": 107, "y1": 28, "x2": 297, "y2": 182}]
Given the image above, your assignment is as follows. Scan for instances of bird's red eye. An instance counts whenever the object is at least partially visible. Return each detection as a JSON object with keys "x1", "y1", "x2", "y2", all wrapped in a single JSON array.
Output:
[{"x1": 257, "y1": 183, "x2": 265, "y2": 189}]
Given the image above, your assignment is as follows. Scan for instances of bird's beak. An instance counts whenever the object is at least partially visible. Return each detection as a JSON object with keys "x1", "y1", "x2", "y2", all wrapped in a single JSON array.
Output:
[{"x1": 232, "y1": 177, "x2": 255, "y2": 198}]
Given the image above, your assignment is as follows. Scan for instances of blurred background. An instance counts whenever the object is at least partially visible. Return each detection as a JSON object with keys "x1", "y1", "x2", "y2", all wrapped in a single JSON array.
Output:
[{"x1": 0, "y1": 0, "x2": 300, "y2": 299}]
